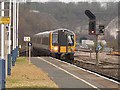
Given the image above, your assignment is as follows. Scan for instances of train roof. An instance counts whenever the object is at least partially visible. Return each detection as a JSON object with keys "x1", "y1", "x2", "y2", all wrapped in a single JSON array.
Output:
[{"x1": 34, "y1": 28, "x2": 75, "y2": 36}]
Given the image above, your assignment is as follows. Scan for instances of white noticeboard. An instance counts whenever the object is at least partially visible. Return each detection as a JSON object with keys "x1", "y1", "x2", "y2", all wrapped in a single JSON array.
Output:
[{"x1": 24, "y1": 37, "x2": 30, "y2": 42}]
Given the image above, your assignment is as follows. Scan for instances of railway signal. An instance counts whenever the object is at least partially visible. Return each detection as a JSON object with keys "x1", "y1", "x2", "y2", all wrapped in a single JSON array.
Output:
[
  {"x1": 85, "y1": 10, "x2": 100, "y2": 66},
  {"x1": 89, "y1": 20, "x2": 96, "y2": 35},
  {"x1": 85, "y1": 10, "x2": 96, "y2": 35}
]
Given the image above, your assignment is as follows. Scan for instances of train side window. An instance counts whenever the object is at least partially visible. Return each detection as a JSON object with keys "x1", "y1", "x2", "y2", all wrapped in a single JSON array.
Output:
[
  {"x1": 35, "y1": 37, "x2": 37, "y2": 43},
  {"x1": 36, "y1": 37, "x2": 39, "y2": 44},
  {"x1": 38, "y1": 36, "x2": 41, "y2": 44},
  {"x1": 52, "y1": 34, "x2": 58, "y2": 46},
  {"x1": 42, "y1": 36, "x2": 49, "y2": 45},
  {"x1": 40, "y1": 37, "x2": 42, "y2": 44}
]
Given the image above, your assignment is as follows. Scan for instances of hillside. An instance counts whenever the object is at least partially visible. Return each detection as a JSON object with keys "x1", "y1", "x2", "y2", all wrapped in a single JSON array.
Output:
[
  {"x1": 19, "y1": 7, "x2": 60, "y2": 44},
  {"x1": 0, "y1": 2, "x2": 118, "y2": 48},
  {"x1": 18, "y1": 2, "x2": 118, "y2": 42}
]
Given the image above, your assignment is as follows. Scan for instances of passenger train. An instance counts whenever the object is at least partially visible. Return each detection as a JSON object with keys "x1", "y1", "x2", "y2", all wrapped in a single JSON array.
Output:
[{"x1": 32, "y1": 28, "x2": 76, "y2": 61}]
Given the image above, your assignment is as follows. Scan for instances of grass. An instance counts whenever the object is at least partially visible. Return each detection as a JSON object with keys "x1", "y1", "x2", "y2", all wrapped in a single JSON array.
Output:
[{"x1": 6, "y1": 57, "x2": 58, "y2": 88}]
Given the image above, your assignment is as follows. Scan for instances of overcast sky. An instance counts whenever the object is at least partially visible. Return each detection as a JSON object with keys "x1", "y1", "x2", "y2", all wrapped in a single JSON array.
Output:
[
  {"x1": 5, "y1": 0, "x2": 119, "y2": 2},
  {"x1": 38, "y1": 0, "x2": 119, "y2": 2}
]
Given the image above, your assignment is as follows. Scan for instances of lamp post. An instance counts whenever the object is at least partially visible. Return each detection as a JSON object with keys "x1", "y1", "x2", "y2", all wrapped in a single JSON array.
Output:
[
  {"x1": 12, "y1": 0, "x2": 17, "y2": 66},
  {"x1": 16, "y1": 2, "x2": 19, "y2": 57},
  {"x1": 8, "y1": 0, "x2": 12, "y2": 75}
]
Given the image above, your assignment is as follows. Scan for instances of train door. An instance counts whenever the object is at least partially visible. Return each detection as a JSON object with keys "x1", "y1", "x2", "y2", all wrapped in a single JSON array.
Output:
[{"x1": 58, "y1": 30, "x2": 68, "y2": 53}]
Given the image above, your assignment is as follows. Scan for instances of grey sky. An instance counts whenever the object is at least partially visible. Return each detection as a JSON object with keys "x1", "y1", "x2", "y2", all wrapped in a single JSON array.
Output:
[
  {"x1": 2, "y1": 0, "x2": 118, "y2": 2},
  {"x1": 40, "y1": 0, "x2": 119, "y2": 2}
]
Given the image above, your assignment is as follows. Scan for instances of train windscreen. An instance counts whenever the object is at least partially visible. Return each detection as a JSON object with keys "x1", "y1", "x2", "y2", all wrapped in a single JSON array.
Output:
[
  {"x1": 58, "y1": 30, "x2": 67, "y2": 46},
  {"x1": 52, "y1": 30, "x2": 74, "y2": 46}
]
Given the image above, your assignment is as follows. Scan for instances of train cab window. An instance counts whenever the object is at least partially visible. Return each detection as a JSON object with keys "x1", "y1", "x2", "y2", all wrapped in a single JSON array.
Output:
[
  {"x1": 58, "y1": 30, "x2": 67, "y2": 46},
  {"x1": 52, "y1": 34, "x2": 58, "y2": 46},
  {"x1": 68, "y1": 35, "x2": 74, "y2": 46}
]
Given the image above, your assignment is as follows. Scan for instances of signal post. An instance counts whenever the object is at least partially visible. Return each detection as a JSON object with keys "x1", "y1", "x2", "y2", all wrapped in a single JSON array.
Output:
[{"x1": 95, "y1": 34, "x2": 99, "y2": 66}]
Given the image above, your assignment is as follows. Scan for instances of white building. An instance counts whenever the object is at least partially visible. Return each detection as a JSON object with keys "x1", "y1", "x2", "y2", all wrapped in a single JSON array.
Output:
[
  {"x1": 82, "y1": 40, "x2": 94, "y2": 48},
  {"x1": 98, "y1": 40, "x2": 107, "y2": 46}
]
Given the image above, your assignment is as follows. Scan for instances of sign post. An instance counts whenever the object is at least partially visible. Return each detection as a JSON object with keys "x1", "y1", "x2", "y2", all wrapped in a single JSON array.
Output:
[
  {"x1": 24, "y1": 37, "x2": 31, "y2": 60},
  {"x1": 28, "y1": 42, "x2": 32, "y2": 64},
  {"x1": 26, "y1": 42, "x2": 28, "y2": 57}
]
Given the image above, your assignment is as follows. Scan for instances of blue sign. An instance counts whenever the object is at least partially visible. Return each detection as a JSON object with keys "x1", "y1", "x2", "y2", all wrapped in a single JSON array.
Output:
[
  {"x1": 28, "y1": 42, "x2": 32, "y2": 47},
  {"x1": 97, "y1": 44, "x2": 102, "y2": 50}
]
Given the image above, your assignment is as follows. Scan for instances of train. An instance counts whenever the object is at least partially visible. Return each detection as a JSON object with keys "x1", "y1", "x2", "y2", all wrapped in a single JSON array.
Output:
[{"x1": 32, "y1": 28, "x2": 76, "y2": 62}]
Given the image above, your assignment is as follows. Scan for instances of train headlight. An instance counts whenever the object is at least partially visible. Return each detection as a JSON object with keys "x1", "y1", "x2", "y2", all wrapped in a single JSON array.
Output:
[{"x1": 53, "y1": 46, "x2": 58, "y2": 51}]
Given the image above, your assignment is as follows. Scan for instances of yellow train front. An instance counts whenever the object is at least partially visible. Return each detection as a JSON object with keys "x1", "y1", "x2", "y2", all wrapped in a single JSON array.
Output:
[{"x1": 32, "y1": 28, "x2": 76, "y2": 62}]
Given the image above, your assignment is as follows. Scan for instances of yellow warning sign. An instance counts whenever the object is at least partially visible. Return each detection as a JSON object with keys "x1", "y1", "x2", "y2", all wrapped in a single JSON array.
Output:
[{"x1": 0, "y1": 17, "x2": 10, "y2": 24}]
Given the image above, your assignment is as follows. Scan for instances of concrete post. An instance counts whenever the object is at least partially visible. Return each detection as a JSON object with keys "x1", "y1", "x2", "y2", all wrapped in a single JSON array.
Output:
[
  {"x1": 0, "y1": 60, "x2": 6, "y2": 90},
  {"x1": 0, "y1": 2, "x2": 6, "y2": 90}
]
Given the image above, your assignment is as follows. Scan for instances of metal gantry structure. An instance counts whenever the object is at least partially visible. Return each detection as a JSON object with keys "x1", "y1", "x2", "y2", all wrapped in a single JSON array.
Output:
[{"x1": 0, "y1": 0, "x2": 19, "y2": 89}]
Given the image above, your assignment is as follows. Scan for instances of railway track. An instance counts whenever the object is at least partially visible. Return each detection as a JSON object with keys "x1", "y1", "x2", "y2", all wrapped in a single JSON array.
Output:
[
  {"x1": 73, "y1": 58, "x2": 120, "y2": 83},
  {"x1": 59, "y1": 56, "x2": 120, "y2": 84},
  {"x1": 73, "y1": 50, "x2": 120, "y2": 83},
  {"x1": 59, "y1": 51, "x2": 120, "y2": 83}
]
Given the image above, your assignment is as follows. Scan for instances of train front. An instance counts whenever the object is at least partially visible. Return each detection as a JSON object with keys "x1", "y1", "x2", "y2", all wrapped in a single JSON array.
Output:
[{"x1": 50, "y1": 29, "x2": 76, "y2": 61}]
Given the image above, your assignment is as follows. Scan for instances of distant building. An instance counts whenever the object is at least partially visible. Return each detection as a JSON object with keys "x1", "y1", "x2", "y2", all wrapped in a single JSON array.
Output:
[
  {"x1": 98, "y1": 40, "x2": 107, "y2": 46},
  {"x1": 105, "y1": 17, "x2": 118, "y2": 39},
  {"x1": 81, "y1": 40, "x2": 107, "y2": 49},
  {"x1": 17, "y1": 0, "x2": 27, "y2": 3},
  {"x1": 82, "y1": 40, "x2": 94, "y2": 48},
  {"x1": 48, "y1": 0, "x2": 60, "y2": 2},
  {"x1": 25, "y1": 0, "x2": 40, "y2": 2}
]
